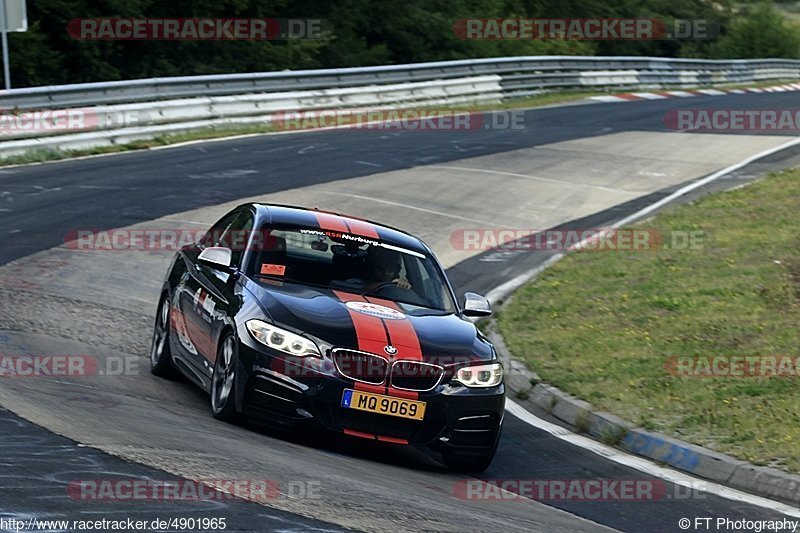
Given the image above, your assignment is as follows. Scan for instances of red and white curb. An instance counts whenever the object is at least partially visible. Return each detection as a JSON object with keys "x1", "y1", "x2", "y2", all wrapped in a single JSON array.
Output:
[{"x1": 591, "y1": 83, "x2": 800, "y2": 103}]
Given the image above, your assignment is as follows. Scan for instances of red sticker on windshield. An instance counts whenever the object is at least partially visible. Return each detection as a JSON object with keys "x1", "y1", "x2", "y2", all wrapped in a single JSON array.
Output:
[{"x1": 261, "y1": 263, "x2": 286, "y2": 276}]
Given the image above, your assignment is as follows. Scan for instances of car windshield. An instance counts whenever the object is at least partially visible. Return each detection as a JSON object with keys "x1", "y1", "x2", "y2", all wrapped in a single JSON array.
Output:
[{"x1": 246, "y1": 225, "x2": 456, "y2": 313}]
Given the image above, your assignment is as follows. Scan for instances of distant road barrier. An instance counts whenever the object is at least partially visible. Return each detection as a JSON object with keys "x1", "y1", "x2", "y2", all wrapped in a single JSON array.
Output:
[{"x1": 0, "y1": 56, "x2": 798, "y2": 158}]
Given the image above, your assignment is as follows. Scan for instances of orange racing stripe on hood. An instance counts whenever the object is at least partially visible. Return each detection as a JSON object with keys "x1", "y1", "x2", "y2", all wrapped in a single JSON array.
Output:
[
  {"x1": 363, "y1": 296, "x2": 423, "y2": 400},
  {"x1": 333, "y1": 290, "x2": 387, "y2": 395}
]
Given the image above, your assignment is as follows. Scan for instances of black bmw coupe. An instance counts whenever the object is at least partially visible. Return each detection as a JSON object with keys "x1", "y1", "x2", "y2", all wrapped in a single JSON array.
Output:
[{"x1": 150, "y1": 203, "x2": 505, "y2": 471}]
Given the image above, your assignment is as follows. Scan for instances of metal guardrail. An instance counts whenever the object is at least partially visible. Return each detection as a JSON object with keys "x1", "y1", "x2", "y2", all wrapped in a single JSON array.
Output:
[
  {"x1": 2, "y1": 56, "x2": 799, "y2": 110},
  {"x1": 0, "y1": 55, "x2": 798, "y2": 159}
]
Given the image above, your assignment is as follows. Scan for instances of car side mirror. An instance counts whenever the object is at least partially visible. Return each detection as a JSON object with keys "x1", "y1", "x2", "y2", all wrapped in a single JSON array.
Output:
[
  {"x1": 463, "y1": 292, "x2": 492, "y2": 317},
  {"x1": 198, "y1": 246, "x2": 233, "y2": 271}
]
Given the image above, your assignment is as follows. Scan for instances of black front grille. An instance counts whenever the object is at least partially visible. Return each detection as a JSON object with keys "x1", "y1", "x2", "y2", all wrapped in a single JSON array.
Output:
[
  {"x1": 333, "y1": 349, "x2": 388, "y2": 385},
  {"x1": 390, "y1": 361, "x2": 444, "y2": 392}
]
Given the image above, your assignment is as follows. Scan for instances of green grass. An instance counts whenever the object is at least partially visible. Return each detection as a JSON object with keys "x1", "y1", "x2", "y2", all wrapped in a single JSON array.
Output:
[{"x1": 498, "y1": 169, "x2": 800, "y2": 472}]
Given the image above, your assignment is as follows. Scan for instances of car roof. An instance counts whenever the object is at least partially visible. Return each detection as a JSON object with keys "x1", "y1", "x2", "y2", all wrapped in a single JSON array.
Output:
[{"x1": 249, "y1": 203, "x2": 430, "y2": 255}]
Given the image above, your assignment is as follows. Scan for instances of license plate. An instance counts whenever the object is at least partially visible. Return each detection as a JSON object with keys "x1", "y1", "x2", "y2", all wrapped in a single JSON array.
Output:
[{"x1": 341, "y1": 389, "x2": 426, "y2": 421}]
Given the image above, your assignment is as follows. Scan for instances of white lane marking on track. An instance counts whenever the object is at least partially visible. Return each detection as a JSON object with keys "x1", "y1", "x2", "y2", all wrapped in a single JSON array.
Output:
[
  {"x1": 429, "y1": 165, "x2": 642, "y2": 194},
  {"x1": 612, "y1": 137, "x2": 800, "y2": 227},
  {"x1": 298, "y1": 145, "x2": 320, "y2": 154},
  {"x1": 354, "y1": 160, "x2": 382, "y2": 167},
  {"x1": 253, "y1": 145, "x2": 299, "y2": 154},
  {"x1": 313, "y1": 190, "x2": 526, "y2": 227},
  {"x1": 496, "y1": 136, "x2": 800, "y2": 513},
  {"x1": 638, "y1": 171, "x2": 667, "y2": 177},
  {"x1": 188, "y1": 169, "x2": 257, "y2": 179},
  {"x1": 486, "y1": 254, "x2": 564, "y2": 304},
  {"x1": 506, "y1": 400, "x2": 800, "y2": 517},
  {"x1": 488, "y1": 135, "x2": 800, "y2": 305}
]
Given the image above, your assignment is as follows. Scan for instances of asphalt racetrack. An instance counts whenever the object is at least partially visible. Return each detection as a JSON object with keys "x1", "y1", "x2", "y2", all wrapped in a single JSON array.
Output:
[{"x1": 1, "y1": 92, "x2": 800, "y2": 532}]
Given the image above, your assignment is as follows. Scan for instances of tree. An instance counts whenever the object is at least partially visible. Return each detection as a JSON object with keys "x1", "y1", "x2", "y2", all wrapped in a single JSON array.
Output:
[{"x1": 711, "y1": 2, "x2": 800, "y2": 59}]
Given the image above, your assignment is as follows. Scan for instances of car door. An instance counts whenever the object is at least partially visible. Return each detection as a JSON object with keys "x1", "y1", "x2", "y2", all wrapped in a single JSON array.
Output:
[
  {"x1": 176, "y1": 210, "x2": 251, "y2": 381},
  {"x1": 196, "y1": 210, "x2": 254, "y2": 374}
]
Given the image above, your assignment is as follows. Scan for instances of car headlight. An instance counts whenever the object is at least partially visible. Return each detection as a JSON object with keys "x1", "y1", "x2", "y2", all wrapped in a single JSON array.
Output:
[
  {"x1": 454, "y1": 362, "x2": 503, "y2": 388},
  {"x1": 246, "y1": 319, "x2": 321, "y2": 357}
]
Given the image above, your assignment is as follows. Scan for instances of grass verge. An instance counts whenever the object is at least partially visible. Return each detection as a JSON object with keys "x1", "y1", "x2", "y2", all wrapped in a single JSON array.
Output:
[{"x1": 497, "y1": 168, "x2": 800, "y2": 473}]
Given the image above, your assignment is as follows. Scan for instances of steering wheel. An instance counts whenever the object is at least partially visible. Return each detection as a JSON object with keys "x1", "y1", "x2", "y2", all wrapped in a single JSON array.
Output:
[{"x1": 370, "y1": 281, "x2": 397, "y2": 294}]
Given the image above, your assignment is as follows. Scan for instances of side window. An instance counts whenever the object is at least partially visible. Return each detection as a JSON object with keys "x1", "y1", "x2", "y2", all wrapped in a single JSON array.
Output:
[
  {"x1": 416, "y1": 259, "x2": 445, "y2": 309},
  {"x1": 225, "y1": 212, "x2": 254, "y2": 267},
  {"x1": 199, "y1": 211, "x2": 254, "y2": 268},
  {"x1": 199, "y1": 212, "x2": 239, "y2": 249}
]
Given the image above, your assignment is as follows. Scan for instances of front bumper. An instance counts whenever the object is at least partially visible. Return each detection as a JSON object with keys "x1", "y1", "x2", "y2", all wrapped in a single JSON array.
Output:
[{"x1": 237, "y1": 337, "x2": 505, "y2": 451}]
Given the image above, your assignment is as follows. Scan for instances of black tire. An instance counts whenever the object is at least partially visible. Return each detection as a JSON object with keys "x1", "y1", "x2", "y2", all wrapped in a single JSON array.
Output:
[
  {"x1": 150, "y1": 295, "x2": 178, "y2": 378},
  {"x1": 211, "y1": 332, "x2": 240, "y2": 422}
]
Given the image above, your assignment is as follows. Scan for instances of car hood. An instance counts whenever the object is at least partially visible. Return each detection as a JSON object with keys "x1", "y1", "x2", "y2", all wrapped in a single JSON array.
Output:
[{"x1": 244, "y1": 279, "x2": 494, "y2": 363}]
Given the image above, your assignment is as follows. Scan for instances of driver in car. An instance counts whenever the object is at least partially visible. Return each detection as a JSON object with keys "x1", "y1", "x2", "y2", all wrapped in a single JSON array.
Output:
[{"x1": 363, "y1": 246, "x2": 411, "y2": 293}]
